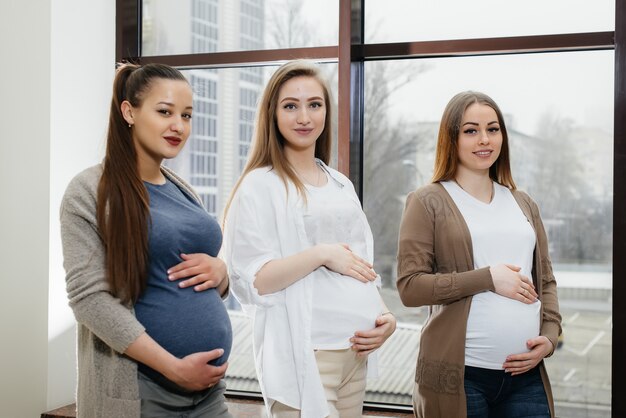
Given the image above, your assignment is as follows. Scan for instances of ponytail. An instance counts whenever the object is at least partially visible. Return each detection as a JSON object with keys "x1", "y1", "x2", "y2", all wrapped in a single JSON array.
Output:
[{"x1": 97, "y1": 63, "x2": 188, "y2": 304}]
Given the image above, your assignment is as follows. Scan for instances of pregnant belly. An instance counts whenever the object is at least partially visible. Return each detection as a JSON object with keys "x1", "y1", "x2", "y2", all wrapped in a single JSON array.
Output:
[
  {"x1": 465, "y1": 291, "x2": 541, "y2": 369},
  {"x1": 311, "y1": 272, "x2": 381, "y2": 349},
  {"x1": 135, "y1": 288, "x2": 233, "y2": 366}
]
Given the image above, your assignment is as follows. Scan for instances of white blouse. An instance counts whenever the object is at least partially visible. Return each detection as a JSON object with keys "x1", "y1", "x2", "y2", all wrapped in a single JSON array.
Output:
[{"x1": 223, "y1": 161, "x2": 380, "y2": 418}]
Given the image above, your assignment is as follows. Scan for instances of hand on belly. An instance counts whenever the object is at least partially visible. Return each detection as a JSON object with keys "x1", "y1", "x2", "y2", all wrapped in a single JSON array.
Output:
[{"x1": 502, "y1": 336, "x2": 554, "y2": 375}]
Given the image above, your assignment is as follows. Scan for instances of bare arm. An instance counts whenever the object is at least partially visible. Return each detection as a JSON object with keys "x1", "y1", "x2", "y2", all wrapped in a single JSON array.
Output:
[{"x1": 254, "y1": 243, "x2": 376, "y2": 295}]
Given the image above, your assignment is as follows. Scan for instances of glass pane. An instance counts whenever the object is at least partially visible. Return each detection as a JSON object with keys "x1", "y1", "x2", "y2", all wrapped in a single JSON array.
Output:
[
  {"x1": 366, "y1": 0, "x2": 615, "y2": 43},
  {"x1": 142, "y1": 0, "x2": 339, "y2": 56},
  {"x1": 167, "y1": 63, "x2": 338, "y2": 393},
  {"x1": 363, "y1": 51, "x2": 613, "y2": 415}
]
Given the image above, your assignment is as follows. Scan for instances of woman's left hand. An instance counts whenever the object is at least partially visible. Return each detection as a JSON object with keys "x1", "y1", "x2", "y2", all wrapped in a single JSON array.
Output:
[
  {"x1": 350, "y1": 312, "x2": 397, "y2": 357},
  {"x1": 167, "y1": 253, "x2": 227, "y2": 291},
  {"x1": 503, "y1": 336, "x2": 554, "y2": 376}
]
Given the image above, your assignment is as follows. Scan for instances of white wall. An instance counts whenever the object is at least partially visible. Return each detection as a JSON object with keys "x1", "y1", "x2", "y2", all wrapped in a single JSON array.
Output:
[
  {"x1": 48, "y1": 0, "x2": 115, "y2": 411},
  {"x1": 0, "y1": 0, "x2": 114, "y2": 415},
  {"x1": 0, "y1": 1, "x2": 51, "y2": 416}
]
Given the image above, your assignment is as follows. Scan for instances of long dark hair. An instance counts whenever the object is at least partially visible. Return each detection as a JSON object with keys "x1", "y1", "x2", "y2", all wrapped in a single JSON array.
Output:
[
  {"x1": 431, "y1": 91, "x2": 516, "y2": 189},
  {"x1": 97, "y1": 63, "x2": 188, "y2": 304}
]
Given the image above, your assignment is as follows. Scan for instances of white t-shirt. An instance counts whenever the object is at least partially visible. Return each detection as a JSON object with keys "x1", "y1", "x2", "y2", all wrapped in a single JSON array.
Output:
[
  {"x1": 304, "y1": 173, "x2": 381, "y2": 349},
  {"x1": 442, "y1": 181, "x2": 541, "y2": 370}
]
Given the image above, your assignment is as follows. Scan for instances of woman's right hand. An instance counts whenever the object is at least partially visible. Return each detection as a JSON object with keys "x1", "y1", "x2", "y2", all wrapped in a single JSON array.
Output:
[
  {"x1": 254, "y1": 243, "x2": 377, "y2": 295},
  {"x1": 125, "y1": 333, "x2": 228, "y2": 391},
  {"x1": 168, "y1": 348, "x2": 228, "y2": 391},
  {"x1": 490, "y1": 264, "x2": 538, "y2": 304},
  {"x1": 319, "y1": 243, "x2": 377, "y2": 283}
]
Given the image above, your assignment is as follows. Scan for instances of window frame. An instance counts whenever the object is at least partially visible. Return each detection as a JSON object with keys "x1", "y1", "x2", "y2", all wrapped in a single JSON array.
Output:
[{"x1": 116, "y1": 0, "x2": 626, "y2": 415}]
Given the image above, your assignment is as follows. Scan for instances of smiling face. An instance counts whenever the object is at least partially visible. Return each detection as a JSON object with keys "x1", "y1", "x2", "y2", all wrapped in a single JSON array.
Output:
[
  {"x1": 275, "y1": 75, "x2": 326, "y2": 157},
  {"x1": 122, "y1": 78, "x2": 193, "y2": 166},
  {"x1": 456, "y1": 102, "x2": 503, "y2": 176}
]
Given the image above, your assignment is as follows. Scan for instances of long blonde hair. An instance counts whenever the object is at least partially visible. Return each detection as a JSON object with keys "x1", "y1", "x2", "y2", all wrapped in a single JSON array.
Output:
[
  {"x1": 431, "y1": 91, "x2": 516, "y2": 189},
  {"x1": 223, "y1": 60, "x2": 333, "y2": 221}
]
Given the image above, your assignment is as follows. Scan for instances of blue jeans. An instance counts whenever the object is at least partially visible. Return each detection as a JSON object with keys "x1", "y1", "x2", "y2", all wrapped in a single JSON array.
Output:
[{"x1": 464, "y1": 365, "x2": 550, "y2": 418}]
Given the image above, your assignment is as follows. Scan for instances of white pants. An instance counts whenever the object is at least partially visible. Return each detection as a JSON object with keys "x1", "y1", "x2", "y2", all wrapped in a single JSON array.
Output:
[{"x1": 271, "y1": 348, "x2": 367, "y2": 418}]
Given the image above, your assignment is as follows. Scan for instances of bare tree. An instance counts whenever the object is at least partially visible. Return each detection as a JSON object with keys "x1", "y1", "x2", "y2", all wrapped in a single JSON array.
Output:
[
  {"x1": 363, "y1": 61, "x2": 432, "y2": 286},
  {"x1": 519, "y1": 113, "x2": 612, "y2": 264},
  {"x1": 266, "y1": 0, "x2": 309, "y2": 49}
]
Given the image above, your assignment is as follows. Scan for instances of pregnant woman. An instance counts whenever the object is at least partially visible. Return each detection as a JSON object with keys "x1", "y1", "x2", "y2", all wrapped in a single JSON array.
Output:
[
  {"x1": 397, "y1": 91, "x2": 562, "y2": 418},
  {"x1": 61, "y1": 63, "x2": 232, "y2": 418},
  {"x1": 223, "y1": 60, "x2": 396, "y2": 418}
]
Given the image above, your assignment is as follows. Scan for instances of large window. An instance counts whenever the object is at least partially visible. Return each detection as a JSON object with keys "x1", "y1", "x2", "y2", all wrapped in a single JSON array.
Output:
[
  {"x1": 363, "y1": 52, "x2": 613, "y2": 415},
  {"x1": 365, "y1": 0, "x2": 614, "y2": 43},
  {"x1": 120, "y1": 0, "x2": 624, "y2": 415},
  {"x1": 142, "y1": 0, "x2": 339, "y2": 55}
]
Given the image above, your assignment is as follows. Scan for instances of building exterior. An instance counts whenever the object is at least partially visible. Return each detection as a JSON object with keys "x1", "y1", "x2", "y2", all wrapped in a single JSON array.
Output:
[{"x1": 143, "y1": 0, "x2": 265, "y2": 216}]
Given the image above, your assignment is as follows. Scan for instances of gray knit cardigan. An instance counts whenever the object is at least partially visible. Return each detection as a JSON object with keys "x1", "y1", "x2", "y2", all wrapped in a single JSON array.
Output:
[{"x1": 60, "y1": 164, "x2": 203, "y2": 418}]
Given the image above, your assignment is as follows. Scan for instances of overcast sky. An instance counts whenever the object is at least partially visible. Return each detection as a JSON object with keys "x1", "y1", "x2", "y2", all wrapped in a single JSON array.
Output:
[
  {"x1": 297, "y1": 0, "x2": 615, "y2": 136},
  {"x1": 380, "y1": 51, "x2": 614, "y2": 137}
]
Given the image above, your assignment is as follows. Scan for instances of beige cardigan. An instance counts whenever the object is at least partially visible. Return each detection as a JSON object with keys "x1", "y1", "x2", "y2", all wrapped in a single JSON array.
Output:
[
  {"x1": 60, "y1": 164, "x2": 203, "y2": 418},
  {"x1": 397, "y1": 183, "x2": 561, "y2": 418}
]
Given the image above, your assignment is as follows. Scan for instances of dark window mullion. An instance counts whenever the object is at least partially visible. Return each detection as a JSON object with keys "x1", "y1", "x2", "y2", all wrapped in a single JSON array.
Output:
[
  {"x1": 116, "y1": 0, "x2": 140, "y2": 62},
  {"x1": 612, "y1": 1, "x2": 626, "y2": 417},
  {"x1": 360, "y1": 31, "x2": 614, "y2": 61},
  {"x1": 137, "y1": 46, "x2": 338, "y2": 68},
  {"x1": 338, "y1": 0, "x2": 365, "y2": 197},
  {"x1": 337, "y1": 0, "x2": 352, "y2": 177}
]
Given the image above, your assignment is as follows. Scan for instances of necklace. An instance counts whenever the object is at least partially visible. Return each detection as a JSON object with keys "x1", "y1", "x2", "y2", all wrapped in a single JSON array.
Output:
[
  {"x1": 454, "y1": 179, "x2": 494, "y2": 203},
  {"x1": 294, "y1": 163, "x2": 322, "y2": 186}
]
